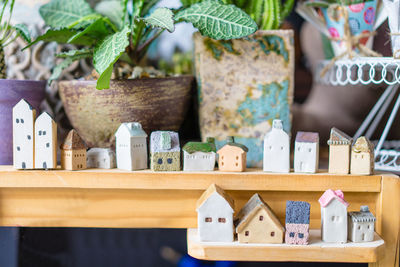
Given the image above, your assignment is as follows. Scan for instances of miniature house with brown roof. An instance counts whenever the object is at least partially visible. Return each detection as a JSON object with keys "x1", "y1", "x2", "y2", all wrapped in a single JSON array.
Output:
[
  {"x1": 196, "y1": 184, "x2": 235, "y2": 242},
  {"x1": 61, "y1": 129, "x2": 87, "y2": 171},
  {"x1": 328, "y1": 127, "x2": 352, "y2": 174},
  {"x1": 217, "y1": 136, "x2": 248, "y2": 172},
  {"x1": 350, "y1": 136, "x2": 374, "y2": 175},
  {"x1": 235, "y1": 194, "x2": 284, "y2": 244}
]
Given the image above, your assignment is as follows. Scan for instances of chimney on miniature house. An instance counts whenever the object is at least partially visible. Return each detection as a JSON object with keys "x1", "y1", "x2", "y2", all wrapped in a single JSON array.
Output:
[
  {"x1": 161, "y1": 132, "x2": 172, "y2": 150},
  {"x1": 226, "y1": 136, "x2": 234, "y2": 143},
  {"x1": 131, "y1": 122, "x2": 142, "y2": 130},
  {"x1": 272, "y1": 119, "x2": 283, "y2": 130},
  {"x1": 206, "y1": 137, "x2": 215, "y2": 144}
]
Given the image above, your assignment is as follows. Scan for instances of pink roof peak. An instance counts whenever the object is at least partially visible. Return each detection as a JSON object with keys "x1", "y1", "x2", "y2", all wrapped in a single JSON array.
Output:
[{"x1": 318, "y1": 189, "x2": 349, "y2": 208}]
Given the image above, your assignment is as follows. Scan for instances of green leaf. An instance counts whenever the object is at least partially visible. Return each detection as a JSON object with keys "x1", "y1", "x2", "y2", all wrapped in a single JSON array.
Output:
[
  {"x1": 67, "y1": 18, "x2": 112, "y2": 43},
  {"x1": 93, "y1": 26, "x2": 131, "y2": 89},
  {"x1": 95, "y1": 1, "x2": 124, "y2": 30},
  {"x1": 55, "y1": 48, "x2": 93, "y2": 58},
  {"x1": 175, "y1": 0, "x2": 257, "y2": 40},
  {"x1": 49, "y1": 51, "x2": 92, "y2": 84},
  {"x1": 14, "y1": 24, "x2": 31, "y2": 43},
  {"x1": 140, "y1": 8, "x2": 174, "y2": 33},
  {"x1": 39, "y1": 0, "x2": 94, "y2": 28}
]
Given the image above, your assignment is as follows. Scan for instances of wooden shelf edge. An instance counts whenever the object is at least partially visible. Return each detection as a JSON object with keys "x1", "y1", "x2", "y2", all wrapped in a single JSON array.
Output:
[{"x1": 187, "y1": 229, "x2": 385, "y2": 263}]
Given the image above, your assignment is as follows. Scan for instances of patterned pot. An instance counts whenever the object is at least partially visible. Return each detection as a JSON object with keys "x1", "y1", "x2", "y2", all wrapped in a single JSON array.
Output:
[
  {"x1": 59, "y1": 76, "x2": 194, "y2": 148},
  {"x1": 194, "y1": 30, "x2": 294, "y2": 167},
  {"x1": 0, "y1": 79, "x2": 46, "y2": 165}
]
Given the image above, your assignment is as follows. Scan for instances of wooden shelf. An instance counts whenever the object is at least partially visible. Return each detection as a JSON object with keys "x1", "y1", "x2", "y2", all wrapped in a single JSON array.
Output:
[{"x1": 187, "y1": 229, "x2": 385, "y2": 263}]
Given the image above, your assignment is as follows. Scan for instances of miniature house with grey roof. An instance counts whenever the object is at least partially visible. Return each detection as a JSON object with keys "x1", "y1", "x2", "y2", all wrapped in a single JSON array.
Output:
[
  {"x1": 348, "y1": 206, "x2": 376, "y2": 242},
  {"x1": 115, "y1": 122, "x2": 148, "y2": 171},
  {"x1": 183, "y1": 137, "x2": 216, "y2": 171},
  {"x1": 285, "y1": 201, "x2": 311, "y2": 245},
  {"x1": 87, "y1": 148, "x2": 116, "y2": 169},
  {"x1": 327, "y1": 127, "x2": 352, "y2": 174},
  {"x1": 294, "y1": 132, "x2": 319, "y2": 173},
  {"x1": 217, "y1": 136, "x2": 248, "y2": 172},
  {"x1": 150, "y1": 131, "x2": 180, "y2": 171},
  {"x1": 263, "y1": 119, "x2": 290, "y2": 173}
]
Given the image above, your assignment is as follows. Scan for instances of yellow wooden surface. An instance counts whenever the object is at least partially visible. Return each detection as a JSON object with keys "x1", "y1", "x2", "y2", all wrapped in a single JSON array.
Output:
[{"x1": 187, "y1": 229, "x2": 385, "y2": 263}]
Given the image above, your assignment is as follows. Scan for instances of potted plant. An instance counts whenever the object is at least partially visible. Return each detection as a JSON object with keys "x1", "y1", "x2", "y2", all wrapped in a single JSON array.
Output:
[
  {"x1": 194, "y1": 0, "x2": 295, "y2": 167},
  {"x1": 0, "y1": 0, "x2": 46, "y2": 164},
  {"x1": 26, "y1": 0, "x2": 257, "y2": 148}
]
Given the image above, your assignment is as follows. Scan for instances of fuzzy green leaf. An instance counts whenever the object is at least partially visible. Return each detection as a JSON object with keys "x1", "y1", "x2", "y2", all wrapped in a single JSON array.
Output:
[
  {"x1": 14, "y1": 24, "x2": 31, "y2": 43},
  {"x1": 67, "y1": 18, "x2": 112, "y2": 43},
  {"x1": 95, "y1": 1, "x2": 125, "y2": 30},
  {"x1": 141, "y1": 8, "x2": 174, "y2": 33},
  {"x1": 93, "y1": 26, "x2": 131, "y2": 89},
  {"x1": 49, "y1": 51, "x2": 92, "y2": 84},
  {"x1": 56, "y1": 48, "x2": 93, "y2": 58},
  {"x1": 175, "y1": 0, "x2": 257, "y2": 40},
  {"x1": 39, "y1": 0, "x2": 94, "y2": 28}
]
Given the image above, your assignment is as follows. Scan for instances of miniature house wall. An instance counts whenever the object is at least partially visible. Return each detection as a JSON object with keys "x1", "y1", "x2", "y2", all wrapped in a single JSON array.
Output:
[
  {"x1": 196, "y1": 184, "x2": 235, "y2": 242},
  {"x1": 285, "y1": 201, "x2": 310, "y2": 245},
  {"x1": 263, "y1": 119, "x2": 290, "y2": 173},
  {"x1": 115, "y1": 122, "x2": 148, "y2": 171},
  {"x1": 319, "y1": 189, "x2": 349, "y2": 243},
  {"x1": 150, "y1": 131, "x2": 180, "y2": 171},
  {"x1": 61, "y1": 129, "x2": 87, "y2": 171},
  {"x1": 34, "y1": 112, "x2": 57, "y2": 169},
  {"x1": 217, "y1": 137, "x2": 248, "y2": 172},
  {"x1": 294, "y1": 132, "x2": 319, "y2": 173},
  {"x1": 183, "y1": 137, "x2": 216, "y2": 171},
  {"x1": 13, "y1": 99, "x2": 36, "y2": 169},
  {"x1": 350, "y1": 136, "x2": 374, "y2": 175},
  {"x1": 327, "y1": 127, "x2": 352, "y2": 174},
  {"x1": 348, "y1": 206, "x2": 376, "y2": 242},
  {"x1": 235, "y1": 194, "x2": 284, "y2": 244},
  {"x1": 87, "y1": 148, "x2": 116, "y2": 169}
]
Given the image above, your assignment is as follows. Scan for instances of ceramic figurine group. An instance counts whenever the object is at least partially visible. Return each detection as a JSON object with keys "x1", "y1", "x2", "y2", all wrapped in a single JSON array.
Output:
[{"x1": 197, "y1": 184, "x2": 376, "y2": 244}]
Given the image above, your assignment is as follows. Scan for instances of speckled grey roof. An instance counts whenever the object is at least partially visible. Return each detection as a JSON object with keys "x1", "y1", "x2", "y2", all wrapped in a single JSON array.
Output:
[
  {"x1": 285, "y1": 201, "x2": 310, "y2": 224},
  {"x1": 150, "y1": 131, "x2": 180, "y2": 153},
  {"x1": 348, "y1": 206, "x2": 376, "y2": 223}
]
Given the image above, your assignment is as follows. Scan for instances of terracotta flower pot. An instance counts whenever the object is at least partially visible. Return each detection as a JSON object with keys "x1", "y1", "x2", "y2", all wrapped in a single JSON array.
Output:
[
  {"x1": 194, "y1": 30, "x2": 294, "y2": 167},
  {"x1": 0, "y1": 79, "x2": 46, "y2": 165},
  {"x1": 59, "y1": 77, "x2": 194, "y2": 148}
]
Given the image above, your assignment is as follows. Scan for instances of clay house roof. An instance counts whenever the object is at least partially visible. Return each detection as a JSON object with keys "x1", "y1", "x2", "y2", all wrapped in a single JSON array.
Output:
[
  {"x1": 327, "y1": 127, "x2": 352, "y2": 145},
  {"x1": 150, "y1": 131, "x2": 180, "y2": 153},
  {"x1": 235, "y1": 193, "x2": 284, "y2": 233},
  {"x1": 318, "y1": 189, "x2": 349, "y2": 208},
  {"x1": 295, "y1": 132, "x2": 319, "y2": 143},
  {"x1": 115, "y1": 122, "x2": 147, "y2": 138},
  {"x1": 196, "y1": 184, "x2": 234, "y2": 211},
  {"x1": 285, "y1": 201, "x2": 310, "y2": 224},
  {"x1": 61, "y1": 129, "x2": 86, "y2": 150},
  {"x1": 217, "y1": 136, "x2": 248, "y2": 153},
  {"x1": 348, "y1": 206, "x2": 376, "y2": 223},
  {"x1": 352, "y1": 136, "x2": 374, "y2": 153},
  {"x1": 183, "y1": 137, "x2": 216, "y2": 154}
]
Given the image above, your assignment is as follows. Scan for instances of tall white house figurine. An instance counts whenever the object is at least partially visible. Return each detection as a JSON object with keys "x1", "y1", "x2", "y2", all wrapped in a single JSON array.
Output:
[
  {"x1": 263, "y1": 119, "x2": 290, "y2": 173},
  {"x1": 294, "y1": 132, "x2": 319, "y2": 173},
  {"x1": 183, "y1": 137, "x2": 216, "y2": 171},
  {"x1": 196, "y1": 184, "x2": 235, "y2": 242},
  {"x1": 348, "y1": 206, "x2": 376, "y2": 242},
  {"x1": 13, "y1": 99, "x2": 36, "y2": 169},
  {"x1": 87, "y1": 148, "x2": 116, "y2": 169},
  {"x1": 115, "y1": 122, "x2": 148, "y2": 171},
  {"x1": 318, "y1": 189, "x2": 349, "y2": 243},
  {"x1": 34, "y1": 112, "x2": 57, "y2": 169}
]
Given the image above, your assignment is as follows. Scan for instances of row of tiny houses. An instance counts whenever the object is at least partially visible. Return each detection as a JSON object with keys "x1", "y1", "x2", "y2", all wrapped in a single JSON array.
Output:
[{"x1": 197, "y1": 185, "x2": 376, "y2": 244}]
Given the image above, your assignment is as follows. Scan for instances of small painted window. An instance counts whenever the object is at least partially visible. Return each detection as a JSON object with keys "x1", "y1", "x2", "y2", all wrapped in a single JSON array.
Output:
[
  {"x1": 280, "y1": 146, "x2": 283, "y2": 150},
  {"x1": 16, "y1": 119, "x2": 19, "y2": 123},
  {"x1": 205, "y1": 217, "x2": 212, "y2": 223},
  {"x1": 308, "y1": 148, "x2": 312, "y2": 153},
  {"x1": 167, "y1": 158, "x2": 173, "y2": 164},
  {"x1": 21, "y1": 119, "x2": 24, "y2": 123},
  {"x1": 235, "y1": 162, "x2": 238, "y2": 166},
  {"x1": 358, "y1": 225, "x2": 361, "y2": 230},
  {"x1": 221, "y1": 156, "x2": 224, "y2": 160},
  {"x1": 297, "y1": 147, "x2": 300, "y2": 151},
  {"x1": 46, "y1": 143, "x2": 50, "y2": 148},
  {"x1": 221, "y1": 161, "x2": 224, "y2": 166},
  {"x1": 157, "y1": 158, "x2": 163, "y2": 164},
  {"x1": 289, "y1": 232, "x2": 295, "y2": 237},
  {"x1": 27, "y1": 135, "x2": 31, "y2": 140},
  {"x1": 269, "y1": 146, "x2": 272, "y2": 150},
  {"x1": 43, "y1": 131, "x2": 46, "y2": 135},
  {"x1": 245, "y1": 231, "x2": 249, "y2": 236},
  {"x1": 17, "y1": 146, "x2": 20, "y2": 151},
  {"x1": 298, "y1": 233, "x2": 304, "y2": 238},
  {"x1": 236, "y1": 156, "x2": 239, "y2": 160},
  {"x1": 39, "y1": 131, "x2": 42, "y2": 136},
  {"x1": 259, "y1": 216, "x2": 263, "y2": 221},
  {"x1": 270, "y1": 232, "x2": 275, "y2": 237},
  {"x1": 218, "y1": 218, "x2": 226, "y2": 223},
  {"x1": 361, "y1": 155, "x2": 364, "y2": 159},
  {"x1": 367, "y1": 225, "x2": 371, "y2": 230}
]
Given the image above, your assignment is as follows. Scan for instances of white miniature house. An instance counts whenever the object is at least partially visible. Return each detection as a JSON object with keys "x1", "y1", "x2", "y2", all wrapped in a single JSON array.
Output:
[
  {"x1": 348, "y1": 206, "x2": 376, "y2": 242},
  {"x1": 87, "y1": 148, "x2": 116, "y2": 169},
  {"x1": 263, "y1": 119, "x2": 290, "y2": 173},
  {"x1": 196, "y1": 184, "x2": 235, "y2": 242},
  {"x1": 319, "y1": 189, "x2": 349, "y2": 243},
  {"x1": 115, "y1": 122, "x2": 148, "y2": 171},
  {"x1": 13, "y1": 99, "x2": 36, "y2": 169},
  {"x1": 294, "y1": 132, "x2": 319, "y2": 173},
  {"x1": 183, "y1": 137, "x2": 216, "y2": 171},
  {"x1": 34, "y1": 112, "x2": 57, "y2": 169}
]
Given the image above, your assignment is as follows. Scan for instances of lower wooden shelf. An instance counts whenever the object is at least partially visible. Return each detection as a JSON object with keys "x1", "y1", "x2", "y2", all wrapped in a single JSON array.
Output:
[{"x1": 187, "y1": 229, "x2": 385, "y2": 263}]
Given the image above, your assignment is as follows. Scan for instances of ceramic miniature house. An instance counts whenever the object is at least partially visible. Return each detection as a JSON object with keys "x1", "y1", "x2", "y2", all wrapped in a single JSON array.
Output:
[
  {"x1": 115, "y1": 122, "x2": 148, "y2": 171},
  {"x1": 327, "y1": 127, "x2": 352, "y2": 174},
  {"x1": 13, "y1": 99, "x2": 36, "y2": 169},
  {"x1": 183, "y1": 137, "x2": 216, "y2": 171},
  {"x1": 34, "y1": 112, "x2": 57, "y2": 169},
  {"x1": 196, "y1": 184, "x2": 235, "y2": 242},
  {"x1": 263, "y1": 119, "x2": 290, "y2": 173},
  {"x1": 87, "y1": 148, "x2": 116, "y2": 169},
  {"x1": 285, "y1": 201, "x2": 311, "y2": 245},
  {"x1": 150, "y1": 131, "x2": 180, "y2": 171},
  {"x1": 350, "y1": 136, "x2": 374, "y2": 175},
  {"x1": 235, "y1": 194, "x2": 284, "y2": 244},
  {"x1": 348, "y1": 206, "x2": 376, "y2": 243},
  {"x1": 60, "y1": 129, "x2": 87, "y2": 171},
  {"x1": 294, "y1": 132, "x2": 319, "y2": 173},
  {"x1": 319, "y1": 189, "x2": 349, "y2": 243},
  {"x1": 217, "y1": 136, "x2": 248, "y2": 172}
]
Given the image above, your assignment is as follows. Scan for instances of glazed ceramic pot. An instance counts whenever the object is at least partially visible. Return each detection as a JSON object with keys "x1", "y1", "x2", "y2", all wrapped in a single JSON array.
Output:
[
  {"x1": 0, "y1": 79, "x2": 46, "y2": 164},
  {"x1": 194, "y1": 30, "x2": 294, "y2": 167},
  {"x1": 59, "y1": 76, "x2": 194, "y2": 148}
]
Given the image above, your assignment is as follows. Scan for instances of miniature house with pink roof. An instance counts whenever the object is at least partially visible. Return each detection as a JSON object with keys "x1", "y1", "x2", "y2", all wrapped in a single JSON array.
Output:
[{"x1": 319, "y1": 189, "x2": 349, "y2": 243}]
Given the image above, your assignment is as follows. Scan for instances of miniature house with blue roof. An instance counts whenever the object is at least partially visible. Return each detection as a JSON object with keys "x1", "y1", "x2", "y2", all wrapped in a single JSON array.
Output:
[
  {"x1": 285, "y1": 201, "x2": 311, "y2": 245},
  {"x1": 150, "y1": 131, "x2": 180, "y2": 171}
]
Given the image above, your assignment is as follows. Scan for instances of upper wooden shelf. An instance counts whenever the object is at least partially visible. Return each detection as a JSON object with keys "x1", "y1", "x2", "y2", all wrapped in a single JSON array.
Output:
[{"x1": 0, "y1": 166, "x2": 383, "y2": 192}]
